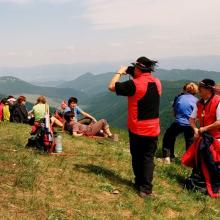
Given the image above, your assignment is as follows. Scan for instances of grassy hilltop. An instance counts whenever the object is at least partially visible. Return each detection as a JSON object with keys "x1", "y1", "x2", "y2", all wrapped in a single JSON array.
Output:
[{"x1": 0, "y1": 122, "x2": 219, "y2": 219}]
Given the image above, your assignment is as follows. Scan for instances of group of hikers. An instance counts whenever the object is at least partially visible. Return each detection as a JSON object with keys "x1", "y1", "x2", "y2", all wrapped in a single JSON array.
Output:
[
  {"x1": 0, "y1": 55, "x2": 220, "y2": 198},
  {"x1": 0, "y1": 95, "x2": 117, "y2": 140},
  {"x1": 108, "y1": 56, "x2": 220, "y2": 198}
]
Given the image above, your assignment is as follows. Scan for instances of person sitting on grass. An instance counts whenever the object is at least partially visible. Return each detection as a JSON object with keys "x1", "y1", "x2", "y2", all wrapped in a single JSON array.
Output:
[
  {"x1": 29, "y1": 96, "x2": 63, "y2": 128},
  {"x1": 64, "y1": 111, "x2": 118, "y2": 140},
  {"x1": 2, "y1": 98, "x2": 10, "y2": 121},
  {"x1": 53, "y1": 100, "x2": 68, "y2": 123},
  {"x1": 0, "y1": 98, "x2": 5, "y2": 121},
  {"x1": 64, "y1": 97, "x2": 97, "y2": 125},
  {"x1": 11, "y1": 96, "x2": 29, "y2": 123}
]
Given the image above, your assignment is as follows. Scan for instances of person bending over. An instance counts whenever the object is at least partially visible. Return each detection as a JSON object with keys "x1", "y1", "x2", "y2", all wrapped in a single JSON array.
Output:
[{"x1": 162, "y1": 82, "x2": 198, "y2": 164}]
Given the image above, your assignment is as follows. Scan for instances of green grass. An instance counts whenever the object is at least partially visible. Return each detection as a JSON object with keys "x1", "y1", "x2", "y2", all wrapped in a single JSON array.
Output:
[{"x1": 0, "y1": 122, "x2": 219, "y2": 219}]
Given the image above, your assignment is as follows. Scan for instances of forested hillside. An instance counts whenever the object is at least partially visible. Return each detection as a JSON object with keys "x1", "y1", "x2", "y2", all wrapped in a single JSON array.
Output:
[
  {"x1": 154, "y1": 69, "x2": 220, "y2": 81},
  {"x1": 0, "y1": 76, "x2": 87, "y2": 102},
  {"x1": 57, "y1": 68, "x2": 220, "y2": 93},
  {"x1": 84, "y1": 80, "x2": 186, "y2": 131},
  {"x1": 0, "y1": 75, "x2": 190, "y2": 131}
]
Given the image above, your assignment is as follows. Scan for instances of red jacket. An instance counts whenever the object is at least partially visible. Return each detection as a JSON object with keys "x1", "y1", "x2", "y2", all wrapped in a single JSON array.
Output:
[
  {"x1": 0, "y1": 103, "x2": 4, "y2": 121},
  {"x1": 128, "y1": 73, "x2": 162, "y2": 136},
  {"x1": 197, "y1": 95, "x2": 220, "y2": 138},
  {"x1": 182, "y1": 133, "x2": 220, "y2": 198}
]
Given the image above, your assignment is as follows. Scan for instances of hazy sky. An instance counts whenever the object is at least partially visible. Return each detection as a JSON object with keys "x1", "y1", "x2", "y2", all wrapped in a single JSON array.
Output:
[{"x1": 0, "y1": 0, "x2": 220, "y2": 67}]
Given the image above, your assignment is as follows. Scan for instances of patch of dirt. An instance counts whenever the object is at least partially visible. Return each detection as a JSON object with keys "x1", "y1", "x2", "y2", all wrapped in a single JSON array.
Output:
[
  {"x1": 165, "y1": 208, "x2": 180, "y2": 219},
  {"x1": 94, "y1": 191, "x2": 118, "y2": 202},
  {"x1": 120, "y1": 210, "x2": 132, "y2": 218}
]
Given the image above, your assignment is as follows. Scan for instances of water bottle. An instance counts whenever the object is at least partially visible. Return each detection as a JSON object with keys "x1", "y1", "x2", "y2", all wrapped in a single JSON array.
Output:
[{"x1": 55, "y1": 134, "x2": 62, "y2": 153}]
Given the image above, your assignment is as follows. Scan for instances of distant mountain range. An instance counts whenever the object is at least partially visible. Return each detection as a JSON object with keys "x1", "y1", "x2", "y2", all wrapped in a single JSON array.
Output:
[
  {"x1": 0, "y1": 74, "x2": 185, "y2": 130},
  {"x1": 56, "y1": 69, "x2": 220, "y2": 96},
  {"x1": 84, "y1": 81, "x2": 186, "y2": 130},
  {"x1": 159, "y1": 55, "x2": 220, "y2": 72},
  {"x1": 0, "y1": 55, "x2": 220, "y2": 82},
  {"x1": 0, "y1": 76, "x2": 87, "y2": 103},
  {"x1": 1, "y1": 68, "x2": 216, "y2": 130},
  {"x1": 154, "y1": 69, "x2": 220, "y2": 82},
  {"x1": 57, "y1": 72, "x2": 115, "y2": 95}
]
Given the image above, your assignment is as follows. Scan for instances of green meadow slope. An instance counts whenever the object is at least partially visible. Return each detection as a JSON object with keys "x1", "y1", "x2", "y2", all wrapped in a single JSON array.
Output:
[{"x1": 0, "y1": 122, "x2": 219, "y2": 219}]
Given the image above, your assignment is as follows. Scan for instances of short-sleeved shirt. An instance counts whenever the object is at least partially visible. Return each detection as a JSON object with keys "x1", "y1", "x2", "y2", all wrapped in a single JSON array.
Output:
[
  {"x1": 173, "y1": 93, "x2": 198, "y2": 126},
  {"x1": 115, "y1": 80, "x2": 136, "y2": 96},
  {"x1": 32, "y1": 103, "x2": 48, "y2": 121},
  {"x1": 64, "y1": 106, "x2": 83, "y2": 122},
  {"x1": 64, "y1": 106, "x2": 71, "y2": 114}
]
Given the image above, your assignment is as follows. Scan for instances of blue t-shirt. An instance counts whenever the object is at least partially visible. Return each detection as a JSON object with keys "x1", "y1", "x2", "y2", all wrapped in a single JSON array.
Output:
[
  {"x1": 173, "y1": 93, "x2": 198, "y2": 126},
  {"x1": 64, "y1": 106, "x2": 83, "y2": 122}
]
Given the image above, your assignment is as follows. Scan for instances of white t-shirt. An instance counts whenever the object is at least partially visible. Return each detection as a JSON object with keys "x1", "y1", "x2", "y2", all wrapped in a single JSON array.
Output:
[{"x1": 190, "y1": 101, "x2": 220, "y2": 120}]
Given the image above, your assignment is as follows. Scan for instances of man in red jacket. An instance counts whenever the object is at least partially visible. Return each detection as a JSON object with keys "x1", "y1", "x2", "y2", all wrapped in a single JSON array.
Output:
[
  {"x1": 108, "y1": 57, "x2": 162, "y2": 198},
  {"x1": 190, "y1": 79, "x2": 220, "y2": 138},
  {"x1": 183, "y1": 79, "x2": 220, "y2": 197}
]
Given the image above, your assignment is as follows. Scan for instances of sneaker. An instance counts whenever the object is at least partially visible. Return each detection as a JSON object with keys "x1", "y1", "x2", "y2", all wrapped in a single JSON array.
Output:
[
  {"x1": 163, "y1": 157, "x2": 171, "y2": 164},
  {"x1": 157, "y1": 157, "x2": 171, "y2": 164}
]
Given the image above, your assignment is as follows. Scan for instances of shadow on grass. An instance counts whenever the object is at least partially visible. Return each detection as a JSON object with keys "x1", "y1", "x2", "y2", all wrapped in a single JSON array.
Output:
[
  {"x1": 165, "y1": 169, "x2": 186, "y2": 186},
  {"x1": 157, "y1": 163, "x2": 187, "y2": 187},
  {"x1": 74, "y1": 164, "x2": 134, "y2": 188}
]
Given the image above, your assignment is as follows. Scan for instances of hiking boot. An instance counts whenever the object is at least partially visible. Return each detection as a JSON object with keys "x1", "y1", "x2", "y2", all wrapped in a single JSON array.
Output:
[
  {"x1": 134, "y1": 183, "x2": 140, "y2": 191},
  {"x1": 139, "y1": 191, "x2": 156, "y2": 198}
]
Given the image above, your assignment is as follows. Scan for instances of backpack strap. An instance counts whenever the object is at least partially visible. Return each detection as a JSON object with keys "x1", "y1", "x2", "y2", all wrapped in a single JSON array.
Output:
[{"x1": 45, "y1": 104, "x2": 51, "y2": 130}]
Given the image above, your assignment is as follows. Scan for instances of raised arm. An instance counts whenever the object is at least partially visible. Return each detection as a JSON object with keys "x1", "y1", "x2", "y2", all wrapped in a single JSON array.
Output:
[
  {"x1": 81, "y1": 111, "x2": 97, "y2": 122},
  {"x1": 108, "y1": 66, "x2": 127, "y2": 92}
]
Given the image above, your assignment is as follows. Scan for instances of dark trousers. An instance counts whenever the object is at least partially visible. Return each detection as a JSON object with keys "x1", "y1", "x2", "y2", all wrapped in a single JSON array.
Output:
[
  {"x1": 129, "y1": 131, "x2": 158, "y2": 194},
  {"x1": 162, "y1": 122, "x2": 194, "y2": 158}
]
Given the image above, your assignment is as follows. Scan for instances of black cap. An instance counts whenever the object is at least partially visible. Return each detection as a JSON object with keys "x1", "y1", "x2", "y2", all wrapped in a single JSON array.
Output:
[
  {"x1": 199, "y1": 79, "x2": 215, "y2": 90},
  {"x1": 132, "y1": 56, "x2": 157, "y2": 70}
]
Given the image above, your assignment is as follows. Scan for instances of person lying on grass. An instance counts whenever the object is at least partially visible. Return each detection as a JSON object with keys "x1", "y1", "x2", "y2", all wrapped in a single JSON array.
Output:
[{"x1": 64, "y1": 111, "x2": 117, "y2": 140}]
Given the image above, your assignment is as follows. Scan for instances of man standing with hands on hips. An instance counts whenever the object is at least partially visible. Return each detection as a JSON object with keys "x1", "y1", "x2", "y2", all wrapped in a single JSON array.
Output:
[{"x1": 108, "y1": 57, "x2": 162, "y2": 198}]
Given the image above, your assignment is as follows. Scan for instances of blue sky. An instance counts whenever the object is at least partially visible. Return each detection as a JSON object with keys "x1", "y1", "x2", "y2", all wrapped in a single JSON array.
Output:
[{"x1": 0, "y1": 0, "x2": 220, "y2": 67}]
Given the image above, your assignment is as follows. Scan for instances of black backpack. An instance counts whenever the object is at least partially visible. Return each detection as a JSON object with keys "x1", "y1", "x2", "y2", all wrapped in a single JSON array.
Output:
[{"x1": 184, "y1": 169, "x2": 207, "y2": 194}]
